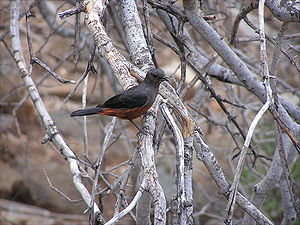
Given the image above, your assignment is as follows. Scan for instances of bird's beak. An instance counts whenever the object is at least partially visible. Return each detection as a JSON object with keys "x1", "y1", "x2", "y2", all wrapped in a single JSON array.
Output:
[{"x1": 162, "y1": 76, "x2": 170, "y2": 82}]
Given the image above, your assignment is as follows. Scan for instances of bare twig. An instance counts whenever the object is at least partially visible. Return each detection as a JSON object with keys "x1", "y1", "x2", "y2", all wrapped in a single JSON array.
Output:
[
  {"x1": 90, "y1": 117, "x2": 117, "y2": 223},
  {"x1": 10, "y1": 0, "x2": 103, "y2": 222},
  {"x1": 105, "y1": 182, "x2": 144, "y2": 225},
  {"x1": 64, "y1": 44, "x2": 96, "y2": 103},
  {"x1": 58, "y1": 1, "x2": 87, "y2": 19},
  {"x1": 225, "y1": 1, "x2": 273, "y2": 223},
  {"x1": 230, "y1": 2, "x2": 259, "y2": 45},
  {"x1": 44, "y1": 169, "x2": 82, "y2": 203},
  {"x1": 32, "y1": 57, "x2": 76, "y2": 84},
  {"x1": 142, "y1": 0, "x2": 158, "y2": 67}
]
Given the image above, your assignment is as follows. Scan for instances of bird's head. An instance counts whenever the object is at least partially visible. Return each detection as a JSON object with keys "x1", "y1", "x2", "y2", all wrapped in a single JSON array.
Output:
[{"x1": 144, "y1": 68, "x2": 169, "y2": 86}]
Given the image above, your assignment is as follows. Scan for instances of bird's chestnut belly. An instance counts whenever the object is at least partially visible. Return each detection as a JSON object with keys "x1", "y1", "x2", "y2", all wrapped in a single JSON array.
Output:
[{"x1": 99, "y1": 106, "x2": 151, "y2": 120}]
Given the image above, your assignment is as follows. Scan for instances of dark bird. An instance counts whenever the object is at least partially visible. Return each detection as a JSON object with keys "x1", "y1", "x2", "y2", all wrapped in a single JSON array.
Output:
[{"x1": 71, "y1": 68, "x2": 168, "y2": 124}]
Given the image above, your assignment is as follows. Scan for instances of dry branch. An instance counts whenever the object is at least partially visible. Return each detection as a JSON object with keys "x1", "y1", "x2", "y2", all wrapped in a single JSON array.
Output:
[
  {"x1": 9, "y1": 0, "x2": 104, "y2": 223},
  {"x1": 4, "y1": 0, "x2": 299, "y2": 225}
]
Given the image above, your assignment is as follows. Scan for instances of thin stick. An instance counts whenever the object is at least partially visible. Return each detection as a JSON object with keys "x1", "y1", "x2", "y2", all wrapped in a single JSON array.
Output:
[
  {"x1": 64, "y1": 44, "x2": 96, "y2": 103},
  {"x1": 90, "y1": 118, "x2": 117, "y2": 221},
  {"x1": 225, "y1": 1, "x2": 273, "y2": 223},
  {"x1": 105, "y1": 186, "x2": 144, "y2": 225},
  {"x1": 82, "y1": 74, "x2": 89, "y2": 161},
  {"x1": 44, "y1": 169, "x2": 82, "y2": 203}
]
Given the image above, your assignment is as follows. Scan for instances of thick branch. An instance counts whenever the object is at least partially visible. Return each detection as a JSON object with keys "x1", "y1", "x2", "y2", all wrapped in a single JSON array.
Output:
[
  {"x1": 182, "y1": 0, "x2": 300, "y2": 150},
  {"x1": 10, "y1": 0, "x2": 103, "y2": 223},
  {"x1": 193, "y1": 132, "x2": 273, "y2": 225},
  {"x1": 265, "y1": 0, "x2": 300, "y2": 22}
]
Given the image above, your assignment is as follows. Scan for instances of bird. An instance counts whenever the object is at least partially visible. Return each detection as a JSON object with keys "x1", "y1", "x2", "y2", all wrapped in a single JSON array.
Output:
[{"x1": 70, "y1": 68, "x2": 168, "y2": 128}]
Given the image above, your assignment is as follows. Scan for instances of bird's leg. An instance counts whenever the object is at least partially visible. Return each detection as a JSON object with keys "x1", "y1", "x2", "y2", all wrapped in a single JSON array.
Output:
[
  {"x1": 129, "y1": 119, "x2": 146, "y2": 135},
  {"x1": 129, "y1": 119, "x2": 141, "y2": 130}
]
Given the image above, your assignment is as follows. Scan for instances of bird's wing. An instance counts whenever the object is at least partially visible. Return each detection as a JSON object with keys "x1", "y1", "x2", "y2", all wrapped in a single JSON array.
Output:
[{"x1": 98, "y1": 87, "x2": 149, "y2": 109}]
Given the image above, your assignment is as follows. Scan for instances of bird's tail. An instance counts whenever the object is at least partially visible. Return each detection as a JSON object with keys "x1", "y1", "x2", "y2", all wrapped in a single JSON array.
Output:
[{"x1": 70, "y1": 107, "x2": 102, "y2": 117}]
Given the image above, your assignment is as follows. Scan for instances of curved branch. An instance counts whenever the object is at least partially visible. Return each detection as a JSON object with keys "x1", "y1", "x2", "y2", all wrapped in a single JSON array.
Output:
[
  {"x1": 161, "y1": 103, "x2": 187, "y2": 224},
  {"x1": 193, "y1": 132, "x2": 274, "y2": 225},
  {"x1": 182, "y1": 0, "x2": 300, "y2": 150},
  {"x1": 10, "y1": 0, "x2": 103, "y2": 223},
  {"x1": 105, "y1": 185, "x2": 144, "y2": 225}
]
